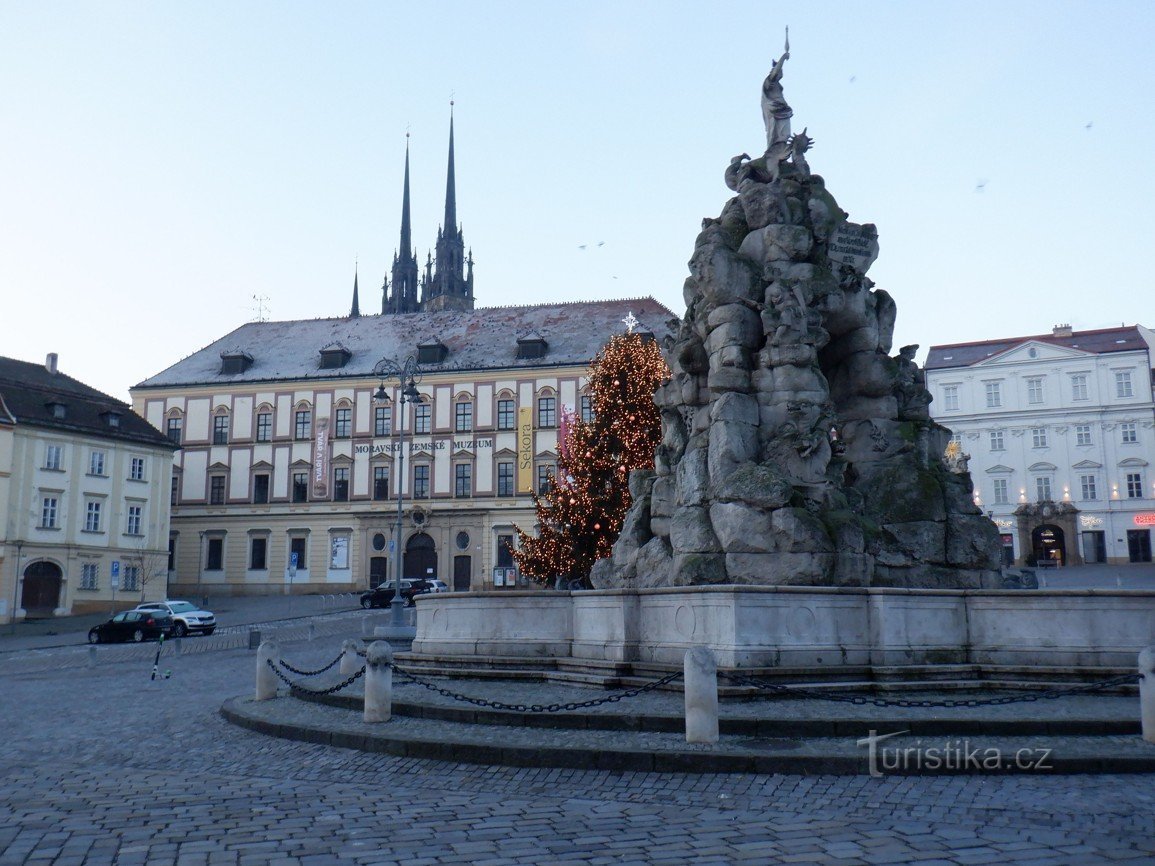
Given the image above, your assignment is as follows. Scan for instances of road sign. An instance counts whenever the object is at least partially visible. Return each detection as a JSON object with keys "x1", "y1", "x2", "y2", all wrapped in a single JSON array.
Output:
[
  {"x1": 111, "y1": 560, "x2": 120, "y2": 589},
  {"x1": 290, "y1": 552, "x2": 298, "y2": 567}
]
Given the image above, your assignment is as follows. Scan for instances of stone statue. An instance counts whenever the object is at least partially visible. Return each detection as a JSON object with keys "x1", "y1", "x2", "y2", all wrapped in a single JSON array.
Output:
[
  {"x1": 894, "y1": 344, "x2": 932, "y2": 420},
  {"x1": 944, "y1": 439, "x2": 970, "y2": 474},
  {"x1": 761, "y1": 30, "x2": 793, "y2": 153}
]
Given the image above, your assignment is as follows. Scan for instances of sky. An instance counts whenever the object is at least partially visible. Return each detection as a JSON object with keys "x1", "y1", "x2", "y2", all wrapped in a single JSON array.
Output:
[{"x1": 2, "y1": 1, "x2": 1154, "y2": 403}]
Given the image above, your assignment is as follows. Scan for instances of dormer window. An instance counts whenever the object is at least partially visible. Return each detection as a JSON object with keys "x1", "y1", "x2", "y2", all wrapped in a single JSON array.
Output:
[
  {"x1": 101, "y1": 411, "x2": 122, "y2": 428},
  {"x1": 417, "y1": 339, "x2": 448, "y2": 365},
  {"x1": 220, "y1": 350, "x2": 254, "y2": 375},
  {"x1": 319, "y1": 343, "x2": 352, "y2": 370},
  {"x1": 517, "y1": 333, "x2": 548, "y2": 360},
  {"x1": 46, "y1": 401, "x2": 66, "y2": 420}
]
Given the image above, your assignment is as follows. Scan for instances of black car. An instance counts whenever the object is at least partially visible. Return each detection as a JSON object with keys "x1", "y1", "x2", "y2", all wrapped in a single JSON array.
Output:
[
  {"x1": 360, "y1": 579, "x2": 429, "y2": 609},
  {"x1": 88, "y1": 610, "x2": 174, "y2": 644}
]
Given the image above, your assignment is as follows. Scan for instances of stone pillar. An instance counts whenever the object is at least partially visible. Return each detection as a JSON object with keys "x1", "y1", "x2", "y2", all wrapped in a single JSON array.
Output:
[
  {"x1": 340, "y1": 639, "x2": 361, "y2": 676},
  {"x1": 1140, "y1": 647, "x2": 1155, "y2": 745},
  {"x1": 363, "y1": 640, "x2": 394, "y2": 723},
  {"x1": 255, "y1": 640, "x2": 280, "y2": 701},
  {"x1": 684, "y1": 646, "x2": 719, "y2": 744}
]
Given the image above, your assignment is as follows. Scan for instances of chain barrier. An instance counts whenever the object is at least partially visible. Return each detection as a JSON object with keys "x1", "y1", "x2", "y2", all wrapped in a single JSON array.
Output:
[
  {"x1": 278, "y1": 653, "x2": 343, "y2": 677},
  {"x1": 267, "y1": 657, "x2": 365, "y2": 696},
  {"x1": 389, "y1": 665, "x2": 683, "y2": 713},
  {"x1": 718, "y1": 670, "x2": 1142, "y2": 708}
]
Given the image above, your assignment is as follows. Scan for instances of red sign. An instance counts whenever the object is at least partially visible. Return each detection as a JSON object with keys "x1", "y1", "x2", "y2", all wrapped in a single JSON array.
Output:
[{"x1": 1134, "y1": 513, "x2": 1155, "y2": 527}]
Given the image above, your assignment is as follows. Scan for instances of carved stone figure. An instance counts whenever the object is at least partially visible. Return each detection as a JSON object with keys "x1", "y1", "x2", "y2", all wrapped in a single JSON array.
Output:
[{"x1": 761, "y1": 33, "x2": 793, "y2": 153}]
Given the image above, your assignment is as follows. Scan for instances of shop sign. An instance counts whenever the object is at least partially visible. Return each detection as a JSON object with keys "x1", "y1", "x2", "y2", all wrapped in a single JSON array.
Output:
[{"x1": 1134, "y1": 513, "x2": 1155, "y2": 527}]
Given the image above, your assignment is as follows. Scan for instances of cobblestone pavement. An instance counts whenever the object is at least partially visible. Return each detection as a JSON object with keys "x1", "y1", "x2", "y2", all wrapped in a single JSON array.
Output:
[{"x1": 3, "y1": 640, "x2": 1155, "y2": 865}]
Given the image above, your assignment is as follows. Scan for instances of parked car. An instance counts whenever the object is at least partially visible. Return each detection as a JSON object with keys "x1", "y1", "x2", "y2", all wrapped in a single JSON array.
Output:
[
  {"x1": 415, "y1": 579, "x2": 450, "y2": 595},
  {"x1": 360, "y1": 579, "x2": 426, "y2": 608},
  {"x1": 134, "y1": 600, "x2": 216, "y2": 637},
  {"x1": 88, "y1": 610, "x2": 174, "y2": 644}
]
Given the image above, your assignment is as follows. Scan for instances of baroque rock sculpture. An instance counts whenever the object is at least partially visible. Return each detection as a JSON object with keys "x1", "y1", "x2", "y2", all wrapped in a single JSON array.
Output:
[{"x1": 593, "y1": 41, "x2": 1001, "y2": 590}]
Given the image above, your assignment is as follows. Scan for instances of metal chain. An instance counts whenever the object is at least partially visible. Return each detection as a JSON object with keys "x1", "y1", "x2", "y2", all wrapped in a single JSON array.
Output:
[
  {"x1": 278, "y1": 653, "x2": 343, "y2": 677},
  {"x1": 267, "y1": 658, "x2": 366, "y2": 696},
  {"x1": 391, "y1": 665, "x2": 684, "y2": 713},
  {"x1": 718, "y1": 671, "x2": 1142, "y2": 708}
]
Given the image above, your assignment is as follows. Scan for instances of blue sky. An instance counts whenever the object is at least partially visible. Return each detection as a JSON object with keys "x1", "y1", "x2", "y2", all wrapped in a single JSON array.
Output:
[{"x1": 2, "y1": 1, "x2": 1153, "y2": 401}]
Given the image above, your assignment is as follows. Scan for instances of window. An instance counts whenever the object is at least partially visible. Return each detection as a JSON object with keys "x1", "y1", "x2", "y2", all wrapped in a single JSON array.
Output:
[
  {"x1": 294, "y1": 409, "x2": 312, "y2": 440},
  {"x1": 333, "y1": 466, "x2": 350, "y2": 501},
  {"x1": 497, "y1": 399, "x2": 515, "y2": 430},
  {"x1": 537, "y1": 395, "x2": 557, "y2": 428},
  {"x1": 455, "y1": 401, "x2": 473, "y2": 433},
  {"x1": 1026, "y1": 377, "x2": 1044, "y2": 404},
  {"x1": 206, "y1": 538, "x2": 223, "y2": 570},
  {"x1": 536, "y1": 463, "x2": 554, "y2": 495},
  {"x1": 1126, "y1": 472, "x2": 1144, "y2": 499},
  {"x1": 212, "y1": 414, "x2": 229, "y2": 445},
  {"x1": 497, "y1": 462, "x2": 514, "y2": 497},
  {"x1": 496, "y1": 534, "x2": 515, "y2": 569},
  {"x1": 209, "y1": 475, "x2": 226, "y2": 505},
  {"x1": 414, "y1": 403, "x2": 431, "y2": 434},
  {"x1": 44, "y1": 445, "x2": 62, "y2": 470},
  {"x1": 1121, "y1": 423, "x2": 1137, "y2": 444},
  {"x1": 1075, "y1": 425, "x2": 1093, "y2": 446},
  {"x1": 1080, "y1": 475, "x2": 1098, "y2": 500},
  {"x1": 413, "y1": 465, "x2": 430, "y2": 499},
  {"x1": 334, "y1": 408, "x2": 352, "y2": 439},
  {"x1": 373, "y1": 466, "x2": 390, "y2": 500},
  {"x1": 942, "y1": 385, "x2": 959, "y2": 411},
  {"x1": 292, "y1": 472, "x2": 308, "y2": 503},
  {"x1": 255, "y1": 412, "x2": 272, "y2": 442},
  {"x1": 122, "y1": 566, "x2": 139, "y2": 592},
  {"x1": 89, "y1": 451, "x2": 105, "y2": 476},
  {"x1": 454, "y1": 463, "x2": 472, "y2": 498},
  {"x1": 253, "y1": 474, "x2": 270, "y2": 504},
  {"x1": 126, "y1": 505, "x2": 142, "y2": 535},
  {"x1": 80, "y1": 563, "x2": 98, "y2": 590},
  {"x1": 1031, "y1": 427, "x2": 1048, "y2": 448},
  {"x1": 129, "y1": 457, "x2": 145, "y2": 481},
  {"x1": 250, "y1": 537, "x2": 268, "y2": 571},
  {"x1": 84, "y1": 500, "x2": 102, "y2": 532},
  {"x1": 1116, "y1": 370, "x2": 1134, "y2": 398},
  {"x1": 374, "y1": 406, "x2": 392, "y2": 436},
  {"x1": 166, "y1": 417, "x2": 183, "y2": 445},
  {"x1": 1035, "y1": 476, "x2": 1053, "y2": 502},
  {"x1": 290, "y1": 537, "x2": 307, "y2": 570},
  {"x1": 989, "y1": 430, "x2": 1005, "y2": 451},
  {"x1": 992, "y1": 479, "x2": 1008, "y2": 505},
  {"x1": 580, "y1": 395, "x2": 595, "y2": 424},
  {"x1": 40, "y1": 496, "x2": 58, "y2": 529},
  {"x1": 984, "y1": 382, "x2": 1001, "y2": 408},
  {"x1": 171, "y1": 475, "x2": 180, "y2": 506},
  {"x1": 1071, "y1": 374, "x2": 1088, "y2": 401}
]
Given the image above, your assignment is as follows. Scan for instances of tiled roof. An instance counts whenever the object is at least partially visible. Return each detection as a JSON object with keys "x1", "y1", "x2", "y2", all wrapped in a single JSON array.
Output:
[
  {"x1": 0, "y1": 356, "x2": 175, "y2": 449},
  {"x1": 134, "y1": 298, "x2": 678, "y2": 389},
  {"x1": 925, "y1": 326, "x2": 1151, "y2": 370}
]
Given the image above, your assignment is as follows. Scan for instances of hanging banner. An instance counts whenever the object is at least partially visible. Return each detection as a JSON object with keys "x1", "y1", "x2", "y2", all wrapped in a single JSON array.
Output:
[
  {"x1": 517, "y1": 406, "x2": 534, "y2": 493},
  {"x1": 312, "y1": 417, "x2": 330, "y2": 498}
]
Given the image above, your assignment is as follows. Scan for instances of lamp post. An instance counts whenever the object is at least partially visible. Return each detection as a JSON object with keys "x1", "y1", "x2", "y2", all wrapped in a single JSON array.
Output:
[{"x1": 373, "y1": 355, "x2": 424, "y2": 638}]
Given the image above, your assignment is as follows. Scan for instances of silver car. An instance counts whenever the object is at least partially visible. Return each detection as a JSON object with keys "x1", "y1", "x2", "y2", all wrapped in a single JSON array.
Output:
[{"x1": 134, "y1": 600, "x2": 216, "y2": 637}]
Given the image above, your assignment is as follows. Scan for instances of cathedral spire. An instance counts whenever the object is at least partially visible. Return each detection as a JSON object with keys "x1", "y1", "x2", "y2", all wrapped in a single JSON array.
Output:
[
  {"x1": 384, "y1": 132, "x2": 420, "y2": 314},
  {"x1": 400, "y1": 133, "x2": 413, "y2": 259},
  {"x1": 349, "y1": 263, "x2": 361, "y2": 318},
  {"x1": 443, "y1": 103, "x2": 456, "y2": 237}
]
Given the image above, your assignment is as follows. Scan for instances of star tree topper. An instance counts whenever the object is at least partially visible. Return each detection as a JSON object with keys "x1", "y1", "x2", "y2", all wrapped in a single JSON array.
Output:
[{"x1": 621, "y1": 311, "x2": 639, "y2": 333}]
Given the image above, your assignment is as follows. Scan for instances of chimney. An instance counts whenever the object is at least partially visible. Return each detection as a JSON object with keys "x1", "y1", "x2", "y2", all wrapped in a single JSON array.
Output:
[
  {"x1": 1052, "y1": 324, "x2": 1073, "y2": 338},
  {"x1": 45, "y1": 352, "x2": 58, "y2": 374}
]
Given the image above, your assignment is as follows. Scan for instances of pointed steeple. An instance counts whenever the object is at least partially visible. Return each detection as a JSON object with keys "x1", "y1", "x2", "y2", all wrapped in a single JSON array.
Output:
[
  {"x1": 425, "y1": 104, "x2": 474, "y2": 313},
  {"x1": 384, "y1": 133, "x2": 420, "y2": 314},
  {"x1": 443, "y1": 103, "x2": 457, "y2": 237},
  {"x1": 349, "y1": 263, "x2": 361, "y2": 318},
  {"x1": 400, "y1": 135, "x2": 413, "y2": 260}
]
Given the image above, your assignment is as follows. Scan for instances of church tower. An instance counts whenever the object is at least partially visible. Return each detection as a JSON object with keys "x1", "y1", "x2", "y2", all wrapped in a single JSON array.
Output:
[
  {"x1": 422, "y1": 107, "x2": 475, "y2": 313},
  {"x1": 382, "y1": 137, "x2": 421, "y2": 314}
]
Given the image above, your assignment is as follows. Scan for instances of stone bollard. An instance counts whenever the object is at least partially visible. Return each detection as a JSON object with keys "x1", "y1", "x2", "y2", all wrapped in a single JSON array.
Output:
[
  {"x1": 87, "y1": 645, "x2": 97, "y2": 668},
  {"x1": 1140, "y1": 647, "x2": 1155, "y2": 744},
  {"x1": 340, "y1": 639, "x2": 361, "y2": 676},
  {"x1": 684, "y1": 647, "x2": 719, "y2": 744},
  {"x1": 363, "y1": 640, "x2": 393, "y2": 723},
  {"x1": 308, "y1": 619, "x2": 316, "y2": 641},
  {"x1": 361, "y1": 615, "x2": 372, "y2": 637},
  {"x1": 255, "y1": 640, "x2": 280, "y2": 701}
]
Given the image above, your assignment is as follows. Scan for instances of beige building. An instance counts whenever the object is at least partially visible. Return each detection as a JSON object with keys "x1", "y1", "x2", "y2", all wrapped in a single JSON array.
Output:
[
  {"x1": 131, "y1": 299, "x2": 673, "y2": 597},
  {"x1": 1, "y1": 354, "x2": 177, "y2": 622}
]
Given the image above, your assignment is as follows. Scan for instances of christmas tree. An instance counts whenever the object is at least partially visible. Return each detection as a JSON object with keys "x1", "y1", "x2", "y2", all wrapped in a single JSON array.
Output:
[{"x1": 513, "y1": 323, "x2": 669, "y2": 587}]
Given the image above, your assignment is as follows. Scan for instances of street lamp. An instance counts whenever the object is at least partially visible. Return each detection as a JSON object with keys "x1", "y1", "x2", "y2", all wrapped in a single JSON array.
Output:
[{"x1": 373, "y1": 355, "x2": 424, "y2": 638}]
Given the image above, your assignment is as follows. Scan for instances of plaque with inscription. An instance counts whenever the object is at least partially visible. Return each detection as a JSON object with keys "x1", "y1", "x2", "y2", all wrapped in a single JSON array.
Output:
[{"x1": 827, "y1": 221, "x2": 879, "y2": 274}]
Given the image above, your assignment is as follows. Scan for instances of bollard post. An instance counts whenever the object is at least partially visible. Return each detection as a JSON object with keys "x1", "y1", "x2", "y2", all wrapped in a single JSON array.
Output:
[
  {"x1": 87, "y1": 645, "x2": 97, "y2": 668},
  {"x1": 255, "y1": 640, "x2": 280, "y2": 701},
  {"x1": 362, "y1": 615, "x2": 372, "y2": 637},
  {"x1": 684, "y1": 646, "x2": 719, "y2": 744},
  {"x1": 363, "y1": 640, "x2": 393, "y2": 723},
  {"x1": 308, "y1": 619, "x2": 316, "y2": 641},
  {"x1": 173, "y1": 637, "x2": 182, "y2": 655},
  {"x1": 1140, "y1": 647, "x2": 1155, "y2": 744},
  {"x1": 248, "y1": 628, "x2": 261, "y2": 650},
  {"x1": 340, "y1": 639, "x2": 361, "y2": 676}
]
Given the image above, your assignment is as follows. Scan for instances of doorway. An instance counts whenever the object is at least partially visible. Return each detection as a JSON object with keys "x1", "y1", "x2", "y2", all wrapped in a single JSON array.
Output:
[
  {"x1": 453, "y1": 555, "x2": 471, "y2": 591},
  {"x1": 1128, "y1": 529, "x2": 1152, "y2": 563},
  {"x1": 369, "y1": 557, "x2": 388, "y2": 588},
  {"x1": 20, "y1": 561, "x2": 63, "y2": 618},
  {"x1": 1031, "y1": 524, "x2": 1066, "y2": 566},
  {"x1": 404, "y1": 532, "x2": 437, "y2": 580}
]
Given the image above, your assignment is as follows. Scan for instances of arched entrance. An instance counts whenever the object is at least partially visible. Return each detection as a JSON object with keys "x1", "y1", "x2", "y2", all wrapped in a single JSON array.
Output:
[
  {"x1": 20, "y1": 561, "x2": 63, "y2": 618},
  {"x1": 1031, "y1": 524, "x2": 1066, "y2": 566},
  {"x1": 404, "y1": 533, "x2": 437, "y2": 581}
]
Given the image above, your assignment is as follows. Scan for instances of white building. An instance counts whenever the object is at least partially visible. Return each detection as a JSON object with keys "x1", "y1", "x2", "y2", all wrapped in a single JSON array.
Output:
[
  {"x1": 0, "y1": 354, "x2": 177, "y2": 622},
  {"x1": 925, "y1": 325, "x2": 1155, "y2": 567}
]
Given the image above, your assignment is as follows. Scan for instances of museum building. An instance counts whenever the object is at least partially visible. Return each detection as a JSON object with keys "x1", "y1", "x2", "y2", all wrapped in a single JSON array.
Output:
[
  {"x1": 130, "y1": 118, "x2": 675, "y2": 597},
  {"x1": 925, "y1": 324, "x2": 1155, "y2": 567}
]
